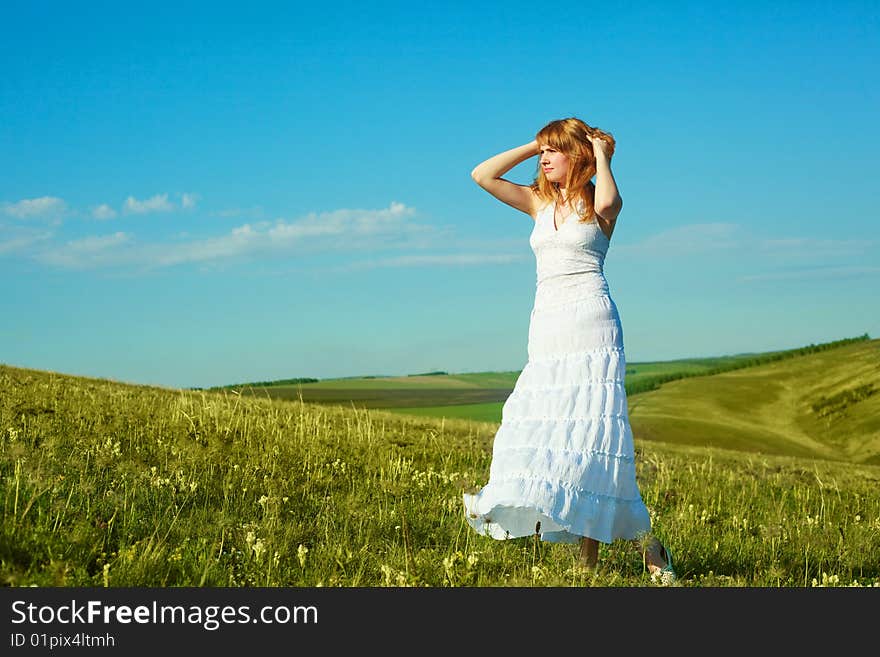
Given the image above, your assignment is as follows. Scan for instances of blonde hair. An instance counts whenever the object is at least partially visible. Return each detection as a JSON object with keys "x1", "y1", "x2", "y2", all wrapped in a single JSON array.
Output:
[{"x1": 530, "y1": 117, "x2": 616, "y2": 223}]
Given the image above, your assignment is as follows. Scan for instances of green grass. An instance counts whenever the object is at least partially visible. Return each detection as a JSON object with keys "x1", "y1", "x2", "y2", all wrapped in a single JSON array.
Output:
[{"x1": 2, "y1": 361, "x2": 879, "y2": 588}]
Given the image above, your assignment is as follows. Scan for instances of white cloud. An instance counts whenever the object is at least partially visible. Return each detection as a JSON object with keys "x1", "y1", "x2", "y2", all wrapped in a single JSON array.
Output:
[
  {"x1": 0, "y1": 230, "x2": 55, "y2": 255},
  {"x1": 2, "y1": 196, "x2": 66, "y2": 219},
  {"x1": 339, "y1": 253, "x2": 529, "y2": 271},
  {"x1": 150, "y1": 201, "x2": 427, "y2": 267},
  {"x1": 29, "y1": 202, "x2": 436, "y2": 271},
  {"x1": 124, "y1": 194, "x2": 174, "y2": 214},
  {"x1": 612, "y1": 222, "x2": 742, "y2": 259},
  {"x1": 91, "y1": 204, "x2": 118, "y2": 220},
  {"x1": 64, "y1": 232, "x2": 130, "y2": 252},
  {"x1": 181, "y1": 192, "x2": 199, "y2": 209},
  {"x1": 739, "y1": 266, "x2": 880, "y2": 282},
  {"x1": 35, "y1": 232, "x2": 131, "y2": 269},
  {"x1": 94, "y1": 192, "x2": 198, "y2": 218},
  {"x1": 285, "y1": 200, "x2": 417, "y2": 237},
  {"x1": 756, "y1": 236, "x2": 873, "y2": 258},
  {"x1": 612, "y1": 222, "x2": 877, "y2": 267}
]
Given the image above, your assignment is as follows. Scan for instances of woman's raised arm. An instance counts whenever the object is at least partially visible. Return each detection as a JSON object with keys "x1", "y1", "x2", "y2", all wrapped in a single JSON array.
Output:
[{"x1": 470, "y1": 140, "x2": 541, "y2": 218}]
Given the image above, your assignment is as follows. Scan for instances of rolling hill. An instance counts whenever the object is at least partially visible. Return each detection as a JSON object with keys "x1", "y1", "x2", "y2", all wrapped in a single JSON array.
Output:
[{"x1": 627, "y1": 337, "x2": 880, "y2": 464}]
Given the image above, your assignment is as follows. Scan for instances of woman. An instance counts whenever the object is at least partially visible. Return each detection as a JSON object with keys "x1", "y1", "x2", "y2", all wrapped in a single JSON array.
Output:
[{"x1": 462, "y1": 117, "x2": 676, "y2": 585}]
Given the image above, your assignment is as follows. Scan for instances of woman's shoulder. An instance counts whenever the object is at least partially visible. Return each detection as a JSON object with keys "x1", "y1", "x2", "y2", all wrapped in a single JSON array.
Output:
[
  {"x1": 532, "y1": 198, "x2": 553, "y2": 221},
  {"x1": 535, "y1": 197, "x2": 552, "y2": 212}
]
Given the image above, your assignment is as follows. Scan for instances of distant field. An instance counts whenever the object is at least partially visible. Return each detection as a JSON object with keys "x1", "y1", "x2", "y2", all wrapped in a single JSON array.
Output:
[
  {"x1": 217, "y1": 371, "x2": 521, "y2": 418},
  {"x1": 209, "y1": 355, "x2": 752, "y2": 412},
  {"x1": 214, "y1": 336, "x2": 872, "y2": 436}
]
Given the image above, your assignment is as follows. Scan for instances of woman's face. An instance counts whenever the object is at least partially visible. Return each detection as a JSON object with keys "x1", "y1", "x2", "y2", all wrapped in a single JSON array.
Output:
[{"x1": 539, "y1": 143, "x2": 571, "y2": 185}]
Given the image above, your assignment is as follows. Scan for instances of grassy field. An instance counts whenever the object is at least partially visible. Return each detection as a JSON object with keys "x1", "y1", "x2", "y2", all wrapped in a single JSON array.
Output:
[{"x1": 2, "y1": 348, "x2": 879, "y2": 588}]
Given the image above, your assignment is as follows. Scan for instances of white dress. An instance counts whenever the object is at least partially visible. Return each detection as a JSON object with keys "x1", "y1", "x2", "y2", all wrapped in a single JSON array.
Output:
[{"x1": 462, "y1": 199, "x2": 652, "y2": 545}]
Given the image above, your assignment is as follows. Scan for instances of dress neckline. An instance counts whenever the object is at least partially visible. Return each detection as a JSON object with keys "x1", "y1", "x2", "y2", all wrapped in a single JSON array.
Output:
[
  {"x1": 547, "y1": 201, "x2": 609, "y2": 242},
  {"x1": 552, "y1": 201, "x2": 578, "y2": 231}
]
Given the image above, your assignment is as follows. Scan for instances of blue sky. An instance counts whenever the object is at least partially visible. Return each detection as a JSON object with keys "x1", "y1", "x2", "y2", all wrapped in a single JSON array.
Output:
[{"x1": 2, "y1": 1, "x2": 878, "y2": 390}]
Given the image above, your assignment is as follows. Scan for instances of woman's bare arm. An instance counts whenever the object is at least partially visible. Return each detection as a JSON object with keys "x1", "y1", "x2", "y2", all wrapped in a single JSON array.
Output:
[
  {"x1": 591, "y1": 137, "x2": 623, "y2": 223},
  {"x1": 470, "y1": 140, "x2": 541, "y2": 218}
]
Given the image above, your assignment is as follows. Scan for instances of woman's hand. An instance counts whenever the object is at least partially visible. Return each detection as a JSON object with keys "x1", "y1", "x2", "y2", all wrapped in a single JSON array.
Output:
[{"x1": 589, "y1": 135, "x2": 612, "y2": 159}]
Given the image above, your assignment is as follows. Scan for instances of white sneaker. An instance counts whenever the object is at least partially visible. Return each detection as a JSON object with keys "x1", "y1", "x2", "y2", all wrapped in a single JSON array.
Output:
[{"x1": 650, "y1": 544, "x2": 678, "y2": 586}]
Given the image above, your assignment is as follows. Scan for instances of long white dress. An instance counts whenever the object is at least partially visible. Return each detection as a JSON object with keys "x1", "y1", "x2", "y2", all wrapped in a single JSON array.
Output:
[{"x1": 462, "y1": 199, "x2": 652, "y2": 545}]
